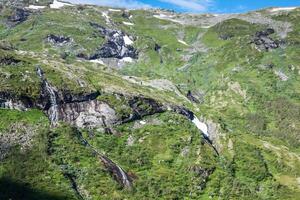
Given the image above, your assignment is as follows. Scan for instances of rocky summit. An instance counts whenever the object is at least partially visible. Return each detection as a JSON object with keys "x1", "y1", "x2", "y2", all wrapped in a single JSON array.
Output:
[{"x1": 0, "y1": 1, "x2": 300, "y2": 200}]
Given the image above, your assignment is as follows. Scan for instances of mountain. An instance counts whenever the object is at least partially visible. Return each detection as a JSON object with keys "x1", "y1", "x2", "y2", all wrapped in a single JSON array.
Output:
[{"x1": 0, "y1": 1, "x2": 299, "y2": 199}]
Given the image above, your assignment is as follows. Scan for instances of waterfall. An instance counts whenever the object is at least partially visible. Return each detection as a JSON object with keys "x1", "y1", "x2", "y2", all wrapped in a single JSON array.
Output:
[
  {"x1": 192, "y1": 115, "x2": 209, "y2": 138},
  {"x1": 76, "y1": 129, "x2": 133, "y2": 189},
  {"x1": 44, "y1": 81, "x2": 59, "y2": 124},
  {"x1": 116, "y1": 165, "x2": 132, "y2": 188},
  {"x1": 36, "y1": 67, "x2": 59, "y2": 125}
]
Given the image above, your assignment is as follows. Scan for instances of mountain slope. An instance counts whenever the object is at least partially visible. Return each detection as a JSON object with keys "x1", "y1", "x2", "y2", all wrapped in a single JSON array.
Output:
[{"x1": 0, "y1": 1, "x2": 299, "y2": 199}]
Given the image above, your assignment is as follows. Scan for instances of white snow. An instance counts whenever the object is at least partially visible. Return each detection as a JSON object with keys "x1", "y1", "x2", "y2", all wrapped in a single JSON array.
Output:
[
  {"x1": 109, "y1": 9, "x2": 121, "y2": 12},
  {"x1": 201, "y1": 25, "x2": 212, "y2": 29},
  {"x1": 139, "y1": 120, "x2": 146, "y2": 125},
  {"x1": 123, "y1": 21, "x2": 134, "y2": 26},
  {"x1": 50, "y1": 0, "x2": 73, "y2": 9},
  {"x1": 270, "y1": 7, "x2": 297, "y2": 12},
  {"x1": 90, "y1": 59, "x2": 105, "y2": 65},
  {"x1": 178, "y1": 39, "x2": 188, "y2": 46},
  {"x1": 123, "y1": 35, "x2": 134, "y2": 45},
  {"x1": 192, "y1": 116, "x2": 209, "y2": 138},
  {"x1": 121, "y1": 57, "x2": 133, "y2": 63},
  {"x1": 102, "y1": 12, "x2": 110, "y2": 24},
  {"x1": 26, "y1": 5, "x2": 46, "y2": 9},
  {"x1": 113, "y1": 32, "x2": 120, "y2": 37},
  {"x1": 153, "y1": 14, "x2": 182, "y2": 24}
]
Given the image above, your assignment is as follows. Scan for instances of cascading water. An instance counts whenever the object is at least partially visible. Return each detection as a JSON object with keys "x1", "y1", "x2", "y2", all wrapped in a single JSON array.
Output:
[
  {"x1": 192, "y1": 116, "x2": 209, "y2": 138},
  {"x1": 36, "y1": 67, "x2": 59, "y2": 125},
  {"x1": 174, "y1": 106, "x2": 218, "y2": 154},
  {"x1": 76, "y1": 129, "x2": 133, "y2": 189}
]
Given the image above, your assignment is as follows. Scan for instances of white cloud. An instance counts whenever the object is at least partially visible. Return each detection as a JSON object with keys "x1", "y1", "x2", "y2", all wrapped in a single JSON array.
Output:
[
  {"x1": 67, "y1": 0, "x2": 152, "y2": 9},
  {"x1": 159, "y1": 0, "x2": 213, "y2": 12}
]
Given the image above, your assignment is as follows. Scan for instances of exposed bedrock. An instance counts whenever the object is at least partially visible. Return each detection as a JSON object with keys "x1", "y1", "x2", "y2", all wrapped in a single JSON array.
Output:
[
  {"x1": 46, "y1": 34, "x2": 73, "y2": 46},
  {"x1": 7, "y1": 8, "x2": 30, "y2": 26},
  {"x1": 252, "y1": 28, "x2": 284, "y2": 51},
  {"x1": 89, "y1": 22, "x2": 138, "y2": 60}
]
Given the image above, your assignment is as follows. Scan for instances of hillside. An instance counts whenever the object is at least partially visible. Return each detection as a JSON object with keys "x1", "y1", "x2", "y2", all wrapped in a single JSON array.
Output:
[{"x1": 0, "y1": 1, "x2": 299, "y2": 199}]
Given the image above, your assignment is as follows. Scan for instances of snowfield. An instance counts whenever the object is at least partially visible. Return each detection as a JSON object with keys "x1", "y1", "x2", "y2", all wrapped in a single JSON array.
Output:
[
  {"x1": 269, "y1": 7, "x2": 297, "y2": 12},
  {"x1": 50, "y1": 0, "x2": 73, "y2": 9},
  {"x1": 123, "y1": 35, "x2": 134, "y2": 45},
  {"x1": 178, "y1": 39, "x2": 188, "y2": 46},
  {"x1": 26, "y1": 5, "x2": 46, "y2": 9},
  {"x1": 123, "y1": 21, "x2": 134, "y2": 26}
]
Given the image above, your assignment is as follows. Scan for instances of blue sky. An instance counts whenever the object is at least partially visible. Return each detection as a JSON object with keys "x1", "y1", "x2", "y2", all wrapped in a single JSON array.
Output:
[{"x1": 67, "y1": 0, "x2": 300, "y2": 13}]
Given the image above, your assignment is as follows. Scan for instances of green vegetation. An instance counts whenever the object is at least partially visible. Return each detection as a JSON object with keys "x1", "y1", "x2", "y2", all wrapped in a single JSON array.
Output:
[{"x1": 0, "y1": 3, "x2": 299, "y2": 200}]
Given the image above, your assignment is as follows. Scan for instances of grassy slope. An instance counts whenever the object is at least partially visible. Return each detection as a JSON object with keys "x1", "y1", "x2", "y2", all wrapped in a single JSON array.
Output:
[{"x1": 0, "y1": 5, "x2": 299, "y2": 200}]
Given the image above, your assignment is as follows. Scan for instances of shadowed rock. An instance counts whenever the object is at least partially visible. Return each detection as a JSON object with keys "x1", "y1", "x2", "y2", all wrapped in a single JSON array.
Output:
[
  {"x1": 46, "y1": 34, "x2": 73, "y2": 46},
  {"x1": 89, "y1": 22, "x2": 138, "y2": 60},
  {"x1": 8, "y1": 8, "x2": 30, "y2": 25},
  {"x1": 252, "y1": 28, "x2": 283, "y2": 51}
]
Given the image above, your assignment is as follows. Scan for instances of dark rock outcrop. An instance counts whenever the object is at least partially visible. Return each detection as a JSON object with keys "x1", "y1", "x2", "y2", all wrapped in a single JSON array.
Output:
[
  {"x1": 0, "y1": 56, "x2": 21, "y2": 65},
  {"x1": 89, "y1": 22, "x2": 138, "y2": 60},
  {"x1": 252, "y1": 28, "x2": 282, "y2": 51},
  {"x1": 46, "y1": 34, "x2": 73, "y2": 46},
  {"x1": 122, "y1": 96, "x2": 165, "y2": 123},
  {"x1": 154, "y1": 43, "x2": 161, "y2": 52},
  {"x1": 7, "y1": 8, "x2": 30, "y2": 25},
  {"x1": 186, "y1": 90, "x2": 204, "y2": 104},
  {"x1": 190, "y1": 166, "x2": 215, "y2": 190},
  {"x1": 0, "y1": 92, "x2": 34, "y2": 110},
  {"x1": 219, "y1": 34, "x2": 233, "y2": 40}
]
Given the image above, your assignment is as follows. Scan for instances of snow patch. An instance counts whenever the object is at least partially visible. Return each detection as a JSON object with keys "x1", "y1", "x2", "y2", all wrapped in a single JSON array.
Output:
[
  {"x1": 153, "y1": 14, "x2": 182, "y2": 24},
  {"x1": 121, "y1": 57, "x2": 133, "y2": 63},
  {"x1": 26, "y1": 5, "x2": 46, "y2": 9},
  {"x1": 123, "y1": 35, "x2": 133, "y2": 45},
  {"x1": 109, "y1": 9, "x2": 121, "y2": 12},
  {"x1": 102, "y1": 12, "x2": 110, "y2": 24},
  {"x1": 201, "y1": 25, "x2": 212, "y2": 29},
  {"x1": 50, "y1": 0, "x2": 73, "y2": 9},
  {"x1": 178, "y1": 39, "x2": 188, "y2": 46},
  {"x1": 192, "y1": 116, "x2": 209, "y2": 138},
  {"x1": 90, "y1": 59, "x2": 105, "y2": 65},
  {"x1": 139, "y1": 120, "x2": 146, "y2": 125},
  {"x1": 123, "y1": 21, "x2": 134, "y2": 26},
  {"x1": 270, "y1": 7, "x2": 297, "y2": 12}
]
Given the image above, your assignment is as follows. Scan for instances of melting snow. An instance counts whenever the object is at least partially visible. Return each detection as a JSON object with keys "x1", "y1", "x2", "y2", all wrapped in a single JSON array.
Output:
[
  {"x1": 153, "y1": 14, "x2": 182, "y2": 24},
  {"x1": 90, "y1": 59, "x2": 105, "y2": 65},
  {"x1": 178, "y1": 39, "x2": 188, "y2": 46},
  {"x1": 26, "y1": 5, "x2": 46, "y2": 9},
  {"x1": 270, "y1": 7, "x2": 297, "y2": 12},
  {"x1": 102, "y1": 12, "x2": 110, "y2": 24},
  {"x1": 123, "y1": 35, "x2": 133, "y2": 45},
  {"x1": 121, "y1": 57, "x2": 133, "y2": 63},
  {"x1": 50, "y1": 0, "x2": 73, "y2": 9},
  {"x1": 140, "y1": 120, "x2": 146, "y2": 125},
  {"x1": 123, "y1": 21, "x2": 134, "y2": 26},
  {"x1": 109, "y1": 9, "x2": 121, "y2": 12},
  {"x1": 192, "y1": 116, "x2": 209, "y2": 138}
]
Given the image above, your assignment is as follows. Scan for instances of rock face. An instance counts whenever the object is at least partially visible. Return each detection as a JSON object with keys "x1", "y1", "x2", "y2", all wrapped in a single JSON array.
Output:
[
  {"x1": 123, "y1": 96, "x2": 165, "y2": 123},
  {"x1": 190, "y1": 166, "x2": 215, "y2": 190},
  {"x1": 0, "y1": 56, "x2": 21, "y2": 65},
  {"x1": 89, "y1": 23, "x2": 138, "y2": 60},
  {"x1": 7, "y1": 8, "x2": 30, "y2": 25},
  {"x1": 253, "y1": 28, "x2": 281, "y2": 51},
  {"x1": 58, "y1": 100, "x2": 118, "y2": 128},
  {"x1": 186, "y1": 90, "x2": 204, "y2": 104},
  {"x1": 46, "y1": 34, "x2": 73, "y2": 46}
]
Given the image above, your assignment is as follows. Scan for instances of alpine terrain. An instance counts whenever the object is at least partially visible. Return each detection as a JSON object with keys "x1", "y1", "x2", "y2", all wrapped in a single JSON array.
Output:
[{"x1": 0, "y1": 0, "x2": 299, "y2": 199}]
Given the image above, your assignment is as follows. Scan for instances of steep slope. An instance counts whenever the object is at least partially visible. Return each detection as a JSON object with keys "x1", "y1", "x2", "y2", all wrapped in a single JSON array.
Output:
[{"x1": 0, "y1": 1, "x2": 299, "y2": 199}]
